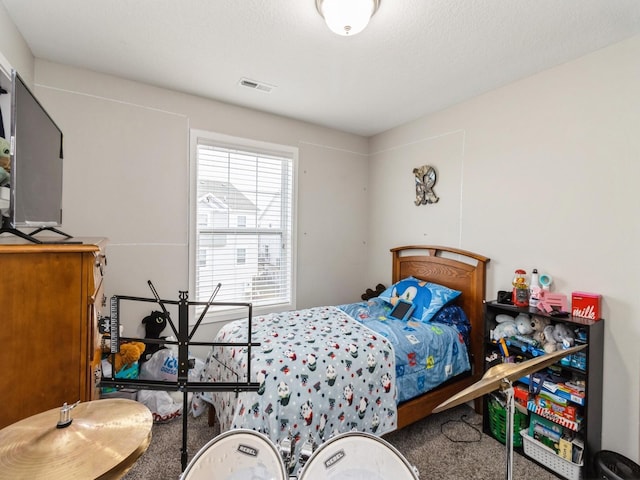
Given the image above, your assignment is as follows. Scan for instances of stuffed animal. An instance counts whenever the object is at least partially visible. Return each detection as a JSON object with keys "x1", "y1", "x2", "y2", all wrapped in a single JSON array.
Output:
[
  {"x1": 490, "y1": 314, "x2": 518, "y2": 341},
  {"x1": 0, "y1": 137, "x2": 10, "y2": 186},
  {"x1": 552, "y1": 323, "x2": 576, "y2": 348},
  {"x1": 514, "y1": 313, "x2": 534, "y2": 335},
  {"x1": 540, "y1": 323, "x2": 576, "y2": 353},
  {"x1": 141, "y1": 310, "x2": 168, "y2": 363},
  {"x1": 530, "y1": 315, "x2": 551, "y2": 344},
  {"x1": 109, "y1": 341, "x2": 146, "y2": 373},
  {"x1": 361, "y1": 283, "x2": 386, "y2": 301},
  {"x1": 0, "y1": 137, "x2": 9, "y2": 159},
  {"x1": 495, "y1": 314, "x2": 514, "y2": 324},
  {"x1": 542, "y1": 325, "x2": 558, "y2": 353}
]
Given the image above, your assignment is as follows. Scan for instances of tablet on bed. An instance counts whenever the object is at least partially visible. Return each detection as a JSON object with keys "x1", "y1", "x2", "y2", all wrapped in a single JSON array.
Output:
[{"x1": 388, "y1": 299, "x2": 415, "y2": 321}]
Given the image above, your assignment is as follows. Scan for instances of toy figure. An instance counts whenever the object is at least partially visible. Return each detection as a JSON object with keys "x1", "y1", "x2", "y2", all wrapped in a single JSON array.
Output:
[
  {"x1": 140, "y1": 310, "x2": 168, "y2": 363},
  {"x1": 0, "y1": 137, "x2": 10, "y2": 186}
]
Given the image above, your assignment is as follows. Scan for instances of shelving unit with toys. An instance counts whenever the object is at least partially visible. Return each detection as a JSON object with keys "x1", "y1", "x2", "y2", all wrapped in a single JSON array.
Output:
[{"x1": 482, "y1": 300, "x2": 604, "y2": 479}]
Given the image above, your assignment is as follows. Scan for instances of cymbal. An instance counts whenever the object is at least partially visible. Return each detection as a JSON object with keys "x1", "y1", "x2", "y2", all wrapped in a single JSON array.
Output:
[
  {"x1": 0, "y1": 398, "x2": 153, "y2": 480},
  {"x1": 97, "y1": 432, "x2": 152, "y2": 480},
  {"x1": 433, "y1": 344, "x2": 587, "y2": 413}
]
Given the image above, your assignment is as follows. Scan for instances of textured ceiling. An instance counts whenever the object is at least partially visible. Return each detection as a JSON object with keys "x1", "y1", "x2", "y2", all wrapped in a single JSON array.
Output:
[{"x1": 2, "y1": 0, "x2": 640, "y2": 136}]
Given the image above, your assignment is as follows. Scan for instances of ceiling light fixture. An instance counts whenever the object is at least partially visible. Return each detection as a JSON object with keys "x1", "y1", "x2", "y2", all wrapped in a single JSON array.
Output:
[{"x1": 315, "y1": 0, "x2": 380, "y2": 36}]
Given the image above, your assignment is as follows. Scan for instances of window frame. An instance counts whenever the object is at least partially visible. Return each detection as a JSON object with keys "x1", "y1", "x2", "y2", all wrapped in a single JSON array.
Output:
[{"x1": 189, "y1": 129, "x2": 298, "y2": 324}]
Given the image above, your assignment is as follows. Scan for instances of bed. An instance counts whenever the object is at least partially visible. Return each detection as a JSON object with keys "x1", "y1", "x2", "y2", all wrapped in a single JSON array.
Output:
[
  {"x1": 196, "y1": 245, "x2": 489, "y2": 472},
  {"x1": 385, "y1": 245, "x2": 489, "y2": 427}
]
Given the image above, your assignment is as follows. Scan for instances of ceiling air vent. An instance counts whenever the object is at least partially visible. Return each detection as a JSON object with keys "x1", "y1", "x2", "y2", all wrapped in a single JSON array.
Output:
[{"x1": 239, "y1": 77, "x2": 275, "y2": 93}]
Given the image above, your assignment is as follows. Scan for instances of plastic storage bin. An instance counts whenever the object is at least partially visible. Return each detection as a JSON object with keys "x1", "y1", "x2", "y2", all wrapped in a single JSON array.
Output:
[
  {"x1": 521, "y1": 429, "x2": 582, "y2": 480},
  {"x1": 488, "y1": 395, "x2": 528, "y2": 447}
]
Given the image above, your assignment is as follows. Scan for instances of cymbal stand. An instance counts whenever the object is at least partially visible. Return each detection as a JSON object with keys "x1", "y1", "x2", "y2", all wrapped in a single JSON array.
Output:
[
  {"x1": 502, "y1": 380, "x2": 515, "y2": 480},
  {"x1": 432, "y1": 345, "x2": 587, "y2": 480}
]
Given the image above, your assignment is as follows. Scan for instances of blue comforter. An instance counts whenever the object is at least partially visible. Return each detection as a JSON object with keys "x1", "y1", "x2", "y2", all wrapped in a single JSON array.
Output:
[{"x1": 338, "y1": 298, "x2": 471, "y2": 403}]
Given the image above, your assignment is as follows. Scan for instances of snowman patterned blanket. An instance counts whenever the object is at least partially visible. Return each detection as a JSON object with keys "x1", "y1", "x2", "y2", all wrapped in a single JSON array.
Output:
[{"x1": 196, "y1": 305, "x2": 397, "y2": 474}]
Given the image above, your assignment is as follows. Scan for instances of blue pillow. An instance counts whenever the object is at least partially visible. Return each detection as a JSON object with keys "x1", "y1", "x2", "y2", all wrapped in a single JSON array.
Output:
[
  {"x1": 432, "y1": 305, "x2": 471, "y2": 346},
  {"x1": 378, "y1": 276, "x2": 461, "y2": 322}
]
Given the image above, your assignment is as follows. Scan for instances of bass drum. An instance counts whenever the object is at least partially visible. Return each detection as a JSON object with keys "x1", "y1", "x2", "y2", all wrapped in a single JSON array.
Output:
[
  {"x1": 181, "y1": 429, "x2": 287, "y2": 480},
  {"x1": 298, "y1": 431, "x2": 419, "y2": 480}
]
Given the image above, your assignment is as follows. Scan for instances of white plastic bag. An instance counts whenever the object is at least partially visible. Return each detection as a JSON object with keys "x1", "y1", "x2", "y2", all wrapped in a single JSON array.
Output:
[
  {"x1": 137, "y1": 389, "x2": 182, "y2": 423},
  {"x1": 139, "y1": 345, "x2": 178, "y2": 381},
  {"x1": 137, "y1": 346, "x2": 207, "y2": 420}
]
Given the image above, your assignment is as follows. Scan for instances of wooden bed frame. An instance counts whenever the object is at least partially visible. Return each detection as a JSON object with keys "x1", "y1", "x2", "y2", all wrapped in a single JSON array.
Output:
[
  {"x1": 391, "y1": 245, "x2": 489, "y2": 429},
  {"x1": 207, "y1": 244, "x2": 489, "y2": 430}
]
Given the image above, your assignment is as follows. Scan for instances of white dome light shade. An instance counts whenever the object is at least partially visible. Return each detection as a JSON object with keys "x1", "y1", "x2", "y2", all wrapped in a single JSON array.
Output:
[{"x1": 317, "y1": 0, "x2": 379, "y2": 36}]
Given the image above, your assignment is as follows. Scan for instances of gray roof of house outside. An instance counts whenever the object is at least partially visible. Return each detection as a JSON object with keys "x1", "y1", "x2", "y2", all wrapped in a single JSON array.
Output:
[{"x1": 198, "y1": 180, "x2": 256, "y2": 211}]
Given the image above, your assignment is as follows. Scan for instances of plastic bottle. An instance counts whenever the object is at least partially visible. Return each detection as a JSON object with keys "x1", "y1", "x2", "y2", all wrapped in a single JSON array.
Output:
[
  {"x1": 512, "y1": 269, "x2": 529, "y2": 307},
  {"x1": 529, "y1": 268, "x2": 541, "y2": 308}
]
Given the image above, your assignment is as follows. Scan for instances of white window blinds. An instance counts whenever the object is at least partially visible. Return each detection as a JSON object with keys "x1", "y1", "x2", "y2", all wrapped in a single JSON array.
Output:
[{"x1": 193, "y1": 135, "x2": 294, "y2": 317}]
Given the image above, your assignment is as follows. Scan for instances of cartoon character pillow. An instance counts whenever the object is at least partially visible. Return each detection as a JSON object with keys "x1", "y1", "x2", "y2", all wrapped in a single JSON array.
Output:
[{"x1": 379, "y1": 276, "x2": 461, "y2": 322}]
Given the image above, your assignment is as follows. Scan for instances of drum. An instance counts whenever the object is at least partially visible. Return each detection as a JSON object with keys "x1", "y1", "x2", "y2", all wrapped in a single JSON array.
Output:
[
  {"x1": 297, "y1": 431, "x2": 419, "y2": 480},
  {"x1": 181, "y1": 429, "x2": 287, "y2": 480}
]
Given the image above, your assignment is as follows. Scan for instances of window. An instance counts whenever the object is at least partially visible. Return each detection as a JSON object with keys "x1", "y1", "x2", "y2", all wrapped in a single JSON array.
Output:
[{"x1": 190, "y1": 130, "x2": 296, "y2": 320}]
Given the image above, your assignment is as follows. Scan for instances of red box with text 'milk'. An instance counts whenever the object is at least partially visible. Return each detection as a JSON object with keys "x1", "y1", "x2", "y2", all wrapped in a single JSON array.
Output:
[{"x1": 571, "y1": 291, "x2": 601, "y2": 320}]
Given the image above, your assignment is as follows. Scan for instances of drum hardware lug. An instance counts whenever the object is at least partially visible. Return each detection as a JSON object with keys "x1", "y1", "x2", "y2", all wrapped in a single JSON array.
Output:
[
  {"x1": 278, "y1": 431, "x2": 295, "y2": 472},
  {"x1": 56, "y1": 400, "x2": 81, "y2": 428},
  {"x1": 297, "y1": 434, "x2": 316, "y2": 470}
]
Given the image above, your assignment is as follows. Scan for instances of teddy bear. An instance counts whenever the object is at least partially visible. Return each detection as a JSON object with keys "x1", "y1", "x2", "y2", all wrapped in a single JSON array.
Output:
[
  {"x1": 109, "y1": 341, "x2": 146, "y2": 373},
  {"x1": 514, "y1": 313, "x2": 534, "y2": 335},
  {"x1": 140, "y1": 310, "x2": 168, "y2": 363},
  {"x1": 530, "y1": 315, "x2": 551, "y2": 344}
]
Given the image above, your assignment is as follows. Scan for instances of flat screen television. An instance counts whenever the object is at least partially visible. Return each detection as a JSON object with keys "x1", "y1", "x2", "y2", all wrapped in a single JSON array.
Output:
[{"x1": 0, "y1": 69, "x2": 68, "y2": 243}]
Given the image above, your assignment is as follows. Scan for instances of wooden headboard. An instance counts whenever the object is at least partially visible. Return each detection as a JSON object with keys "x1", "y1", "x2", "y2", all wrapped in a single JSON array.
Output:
[
  {"x1": 391, "y1": 245, "x2": 488, "y2": 326},
  {"x1": 391, "y1": 245, "x2": 490, "y2": 424}
]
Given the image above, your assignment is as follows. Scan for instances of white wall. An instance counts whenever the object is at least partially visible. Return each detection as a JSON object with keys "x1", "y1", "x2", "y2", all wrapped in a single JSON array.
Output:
[
  {"x1": 31, "y1": 60, "x2": 369, "y2": 343},
  {"x1": 369, "y1": 34, "x2": 640, "y2": 464},
  {"x1": 0, "y1": 1, "x2": 33, "y2": 84}
]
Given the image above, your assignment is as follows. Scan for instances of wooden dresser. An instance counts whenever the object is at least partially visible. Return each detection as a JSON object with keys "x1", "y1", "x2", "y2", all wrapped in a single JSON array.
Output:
[{"x1": 0, "y1": 237, "x2": 107, "y2": 429}]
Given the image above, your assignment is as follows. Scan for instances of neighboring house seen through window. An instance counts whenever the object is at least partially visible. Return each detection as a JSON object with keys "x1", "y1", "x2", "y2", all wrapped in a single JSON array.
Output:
[{"x1": 191, "y1": 131, "x2": 296, "y2": 320}]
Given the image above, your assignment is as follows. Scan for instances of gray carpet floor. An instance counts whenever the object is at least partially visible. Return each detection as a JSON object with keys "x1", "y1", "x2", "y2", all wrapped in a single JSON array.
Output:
[{"x1": 122, "y1": 404, "x2": 561, "y2": 479}]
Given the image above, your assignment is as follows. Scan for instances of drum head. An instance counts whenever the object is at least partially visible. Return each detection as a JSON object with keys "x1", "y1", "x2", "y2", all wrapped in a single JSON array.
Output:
[
  {"x1": 298, "y1": 432, "x2": 419, "y2": 480},
  {"x1": 181, "y1": 429, "x2": 286, "y2": 480}
]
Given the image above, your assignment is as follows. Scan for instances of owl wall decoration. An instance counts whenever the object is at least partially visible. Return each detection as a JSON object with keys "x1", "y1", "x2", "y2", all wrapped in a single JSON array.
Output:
[{"x1": 413, "y1": 165, "x2": 439, "y2": 206}]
